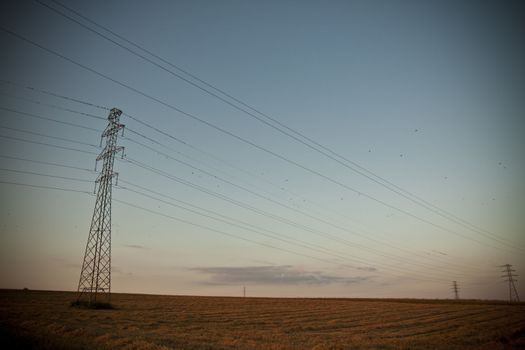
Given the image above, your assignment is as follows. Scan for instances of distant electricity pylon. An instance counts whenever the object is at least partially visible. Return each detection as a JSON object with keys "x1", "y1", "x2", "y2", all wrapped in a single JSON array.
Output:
[
  {"x1": 76, "y1": 108, "x2": 124, "y2": 305},
  {"x1": 501, "y1": 264, "x2": 520, "y2": 303},
  {"x1": 451, "y1": 281, "x2": 460, "y2": 300}
]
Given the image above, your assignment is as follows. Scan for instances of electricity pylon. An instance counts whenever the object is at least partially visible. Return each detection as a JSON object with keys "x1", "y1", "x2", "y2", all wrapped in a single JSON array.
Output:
[
  {"x1": 501, "y1": 264, "x2": 520, "y2": 303},
  {"x1": 451, "y1": 281, "x2": 459, "y2": 300},
  {"x1": 76, "y1": 108, "x2": 124, "y2": 305}
]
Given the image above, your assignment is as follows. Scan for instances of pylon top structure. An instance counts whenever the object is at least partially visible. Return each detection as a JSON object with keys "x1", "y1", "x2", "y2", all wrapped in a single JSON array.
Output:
[{"x1": 77, "y1": 108, "x2": 124, "y2": 305}]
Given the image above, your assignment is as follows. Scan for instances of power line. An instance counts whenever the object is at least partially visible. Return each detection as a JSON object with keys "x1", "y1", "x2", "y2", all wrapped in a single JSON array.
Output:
[
  {"x1": 0, "y1": 134, "x2": 98, "y2": 156},
  {"x1": 0, "y1": 177, "x2": 385, "y2": 285},
  {"x1": 118, "y1": 185, "x2": 369, "y2": 270},
  {"x1": 122, "y1": 128, "x2": 280, "y2": 201},
  {"x1": 0, "y1": 125, "x2": 99, "y2": 148},
  {"x1": 0, "y1": 83, "x2": 210, "y2": 164},
  {"x1": 113, "y1": 191, "x2": 455, "y2": 283},
  {"x1": 124, "y1": 156, "x2": 379, "y2": 251},
  {"x1": 0, "y1": 180, "x2": 92, "y2": 195},
  {"x1": 0, "y1": 83, "x2": 496, "y2": 270},
  {"x1": 123, "y1": 156, "x2": 490, "y2": 279},
  {"x1": 123, "y1": 113, "x2": 328, "y2": 220},
  {"x1": 119, "y1": 180, "x2": 464, "y2": 279},
  {"x1": 0, "y1": 87, "x2": 487, "y2": 271},
  {"x1": 0, "y1": 157, "x2": 454, "y2": 281},
  {"x1": 121, "y1": 134, "x2": 489, "y2": 274},
  {"x1": 119, "y1": 181, "x2": 359, "y2": 259},
  {"x1": 0, "y1": 167, "x2": 92, "y2": 183},
  {"x1": 0, "y1": 78, "x2": 186, "y2": 162},
  {"x1": 0, "y1": 129, "x2": 492, "y2": 282},
  {"x1": 0, "y1": 106, "x2": 101, "y2": 132},
  {"x1": 40, "y1": 0, "x2": 519, "y2": 250},
  {"x1": 0, "y1": 25, "x2": 511, "y2": 253},
  {"x1": 0, "y1": 92, "x2": 493, "y2": 275},
  {"x1": 0, "y1": 90, "x2": 106, "y2": 120},
  {"x1": 0, "y1": 177, "x2": 431, "y2": 285},
  {"x1": 0, "y1": 124, "x2": 485, "y2": 276},
  {"x1": 0, "y1": 154, "x2": 94, "y2": 172},
  {"x1": 114, "y1": 195, "x2": 368, "y2": 270},
  {"x1": 1, "y1": 84, "x2": 439, "y2": 263},
  {"x1": 118, "y1": 182, "x2": 482, "y2": 282},
  {"x1": 0, "y1": 123, "x2": 487, "y2": 277},
  {"x1": 0, "y1": 79, "x2": 110, "y2": 111}
]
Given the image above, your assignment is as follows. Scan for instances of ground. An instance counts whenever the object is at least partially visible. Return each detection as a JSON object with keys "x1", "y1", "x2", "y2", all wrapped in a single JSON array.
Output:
[{"x1": 1, "y1": 289, "x2": 524, "y2": 349}]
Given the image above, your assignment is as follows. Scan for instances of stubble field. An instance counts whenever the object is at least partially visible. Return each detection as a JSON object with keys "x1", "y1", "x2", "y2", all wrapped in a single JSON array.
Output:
[{"x1": 0, "y1": 289, "x2": 524, "y2": 349}]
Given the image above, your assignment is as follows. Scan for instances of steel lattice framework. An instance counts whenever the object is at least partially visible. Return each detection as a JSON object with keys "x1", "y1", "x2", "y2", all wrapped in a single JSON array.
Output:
[
  {"x1": 77, "y1": 108, "x2": 124, "y2": 304},
  {"x1": 451, "y1": 281, "x2": 459, "y2": 300},
  {"x1": 501, "y1": 264, "x2": 520, "y2": 303}
]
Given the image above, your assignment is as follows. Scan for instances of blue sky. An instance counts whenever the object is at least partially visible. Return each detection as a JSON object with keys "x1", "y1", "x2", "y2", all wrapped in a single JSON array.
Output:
[{"x1": 0, "y1": 0, "x2": 524, "y2": 299}]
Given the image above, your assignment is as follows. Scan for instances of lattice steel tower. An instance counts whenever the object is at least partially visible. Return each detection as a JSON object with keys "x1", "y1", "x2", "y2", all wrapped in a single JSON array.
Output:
[
  {"x1": 501, "y1": 264, "x2": 520, "y2": 303},
  {"x1": 77, "y1": 108, "x2": 124, "y2": 304},
  {"x1": 451, "y1": 281, "x2": 459, "y2": 300}
]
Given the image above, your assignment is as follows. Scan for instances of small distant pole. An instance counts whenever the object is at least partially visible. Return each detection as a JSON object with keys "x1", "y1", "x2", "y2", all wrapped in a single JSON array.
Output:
[
  {"x1": 451, "y1": 281, "x2": 459, "y2": 300},
  {"x1": 501, "y1": 264, "x2": 520, "y2": 303},
  {"x1": 243, "y1": 285, "x2": 246, "y2": 298}
]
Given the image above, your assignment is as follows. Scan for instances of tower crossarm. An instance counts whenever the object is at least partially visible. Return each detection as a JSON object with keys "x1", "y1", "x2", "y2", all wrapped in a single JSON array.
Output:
[{"x1": 96, "y1": 145, "x2": 125, "y2": 162}]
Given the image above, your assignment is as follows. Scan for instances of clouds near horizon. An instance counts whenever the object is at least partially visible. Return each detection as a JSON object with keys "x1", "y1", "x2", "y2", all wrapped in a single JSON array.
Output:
[{"x1": 190, "y1": 265, "x2": 369, "y2": 286}]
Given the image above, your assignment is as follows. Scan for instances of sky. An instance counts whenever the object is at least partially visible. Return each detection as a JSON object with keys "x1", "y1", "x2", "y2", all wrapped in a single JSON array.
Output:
[{"x1": 0, "y1": 0, "x2": 524, "y2": 300}]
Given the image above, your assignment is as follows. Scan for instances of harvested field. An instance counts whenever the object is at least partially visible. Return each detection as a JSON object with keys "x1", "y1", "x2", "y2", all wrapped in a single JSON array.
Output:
[{"x1": 1, "y1": 289, "x2": 524, "y2": 349}]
